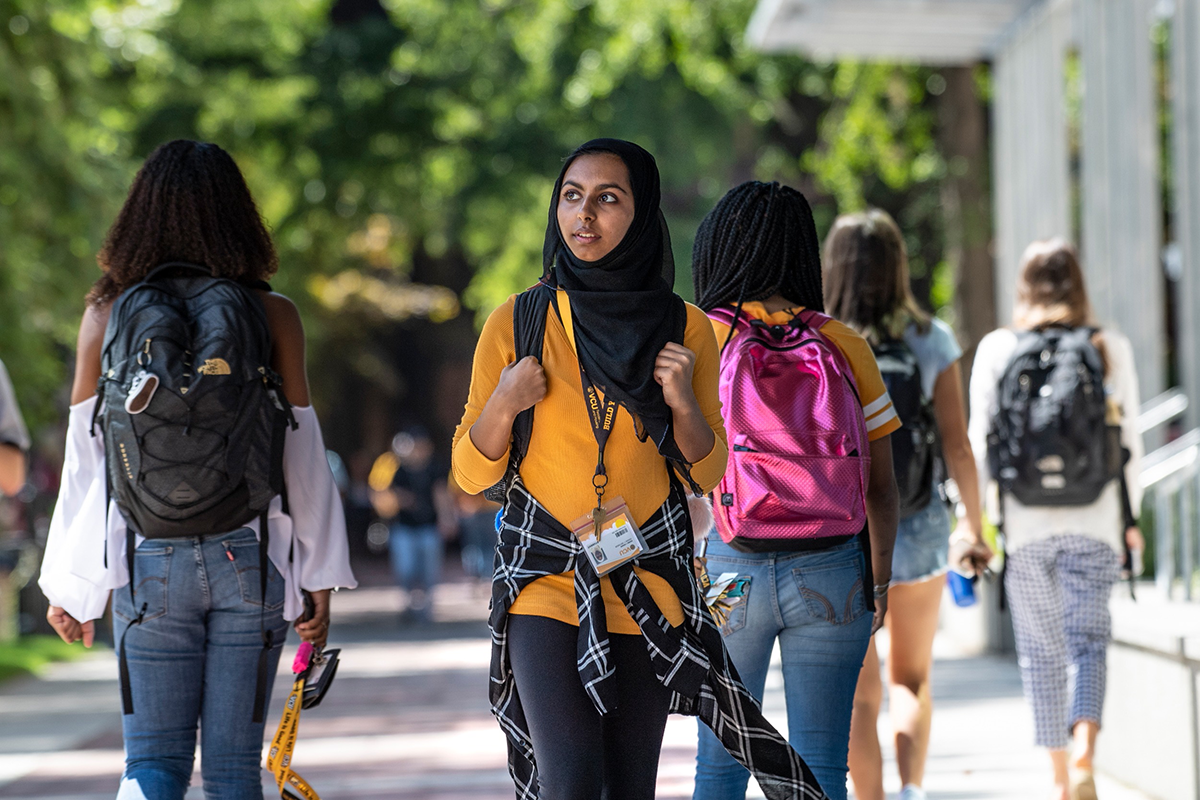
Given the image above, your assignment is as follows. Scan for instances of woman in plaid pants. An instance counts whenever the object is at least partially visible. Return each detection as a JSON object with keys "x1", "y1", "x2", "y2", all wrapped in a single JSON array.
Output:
[{"x1": 968, "y1": 239, "x2": 1143, "y2": 800}]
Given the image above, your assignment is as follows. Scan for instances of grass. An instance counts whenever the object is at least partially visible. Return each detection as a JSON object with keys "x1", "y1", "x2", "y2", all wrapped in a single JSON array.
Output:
[{"x1": 0, "y1": 635, "x2": 99, "y2": 683}]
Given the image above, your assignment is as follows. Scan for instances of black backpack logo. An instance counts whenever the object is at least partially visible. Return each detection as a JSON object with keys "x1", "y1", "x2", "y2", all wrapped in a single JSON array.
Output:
[
  {"x1": 987, "y1": 327, "x2": 1121, "y2": 506},
  {"x1": 872, "y1": 338, "x2": 940, "y2": 517},
  {"x1": 94, "y1": 262, "x2": 295, "y2": 537}
]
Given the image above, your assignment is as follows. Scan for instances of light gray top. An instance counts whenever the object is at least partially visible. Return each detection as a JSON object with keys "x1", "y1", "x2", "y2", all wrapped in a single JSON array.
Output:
[
  {"x1": 903, "y1": 316, "x2": 963, "y2": 398},
  {"x1": 0, "y1": 359, "x2": 29, "y2": 451}
]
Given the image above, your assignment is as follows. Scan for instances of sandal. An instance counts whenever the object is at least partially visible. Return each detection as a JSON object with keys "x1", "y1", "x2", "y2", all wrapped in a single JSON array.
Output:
[{"x1": 1068, "y1": 767, "x2": 1098, "y2": 800}]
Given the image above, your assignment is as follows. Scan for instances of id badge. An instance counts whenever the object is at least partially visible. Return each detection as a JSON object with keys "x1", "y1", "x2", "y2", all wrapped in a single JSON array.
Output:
[{"x1": 569, "y1": 496, "x2": 647, "y2": 577}]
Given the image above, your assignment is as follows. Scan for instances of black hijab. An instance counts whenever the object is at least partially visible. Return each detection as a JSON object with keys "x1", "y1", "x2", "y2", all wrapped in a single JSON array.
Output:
[{"x1": 541, "y1": 138, "x2": 691, "y2": 467}]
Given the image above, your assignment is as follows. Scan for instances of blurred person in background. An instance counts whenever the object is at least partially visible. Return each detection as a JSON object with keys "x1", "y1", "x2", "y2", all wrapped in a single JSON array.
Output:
[
  {"x1": 969, "y1": 239, "x2": 1142, "y2": 800},
  {"x1": 0, "y1": 358, "x2": 29, "y2": 497},
  {"x1": 371, "y1": 426, "x2": 453, "y2": 623},
  {"x1": 823, "y1": 210, "x2": 990, "y2": 800},
  {"x1": 450, "y1": 478, "x2": 499, "y2": 589}
]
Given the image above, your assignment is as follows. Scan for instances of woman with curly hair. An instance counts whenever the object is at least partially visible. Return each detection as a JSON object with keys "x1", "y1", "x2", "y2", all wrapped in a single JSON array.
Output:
[{"x1": 40, "y1": 140, "x2": 355, "y2": 799}]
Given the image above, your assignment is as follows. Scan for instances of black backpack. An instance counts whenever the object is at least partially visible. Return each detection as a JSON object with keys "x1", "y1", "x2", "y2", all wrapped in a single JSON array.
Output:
[
  {"x1": 483, "y1": 282, "x2": 553, "y2": 503},
  {"x1": 987, "y1": 326, "x2": 1121, "y2": 507},
  {"x1": 93, "y1": 262, "x2": 296, "y2": 722},
  {"x1": 872, "y1": 338, "x2": 940, "y2": 517}
]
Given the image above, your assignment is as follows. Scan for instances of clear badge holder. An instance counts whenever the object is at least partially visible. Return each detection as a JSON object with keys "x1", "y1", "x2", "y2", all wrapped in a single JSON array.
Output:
[{"x1": 569, "y1": 495, "x2": 647, "y2": 577}]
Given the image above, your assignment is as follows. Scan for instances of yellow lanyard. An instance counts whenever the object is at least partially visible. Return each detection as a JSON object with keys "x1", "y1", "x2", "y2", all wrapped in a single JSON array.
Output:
[
  {"x1": 267, "y1": 675, "x2": 320, "y2": 800},
  {"x1": 558, "y1": 290, "x2": 618, "y2": 526}
]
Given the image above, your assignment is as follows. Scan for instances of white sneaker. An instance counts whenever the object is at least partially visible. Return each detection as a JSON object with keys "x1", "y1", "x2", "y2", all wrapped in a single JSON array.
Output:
[{"x1": 899, "y1": 785, "x2": 928, "y2": 800}]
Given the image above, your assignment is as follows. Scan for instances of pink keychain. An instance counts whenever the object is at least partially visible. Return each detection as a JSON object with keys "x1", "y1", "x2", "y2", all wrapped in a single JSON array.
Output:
[{"x1": 292, "y1": 641, "x2": 314, "y2": 674}]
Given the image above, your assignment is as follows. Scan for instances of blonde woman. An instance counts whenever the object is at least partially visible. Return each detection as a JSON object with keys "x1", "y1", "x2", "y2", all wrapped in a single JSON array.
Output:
[{"x1": 968, "y1": 239, "x2": 1143, "y2": 800}]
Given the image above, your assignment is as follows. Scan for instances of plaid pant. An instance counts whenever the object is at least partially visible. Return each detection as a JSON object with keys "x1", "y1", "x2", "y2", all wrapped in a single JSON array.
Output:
[{"x1": 1005, "y1": 534, "x2": 1121, "y2": 749}]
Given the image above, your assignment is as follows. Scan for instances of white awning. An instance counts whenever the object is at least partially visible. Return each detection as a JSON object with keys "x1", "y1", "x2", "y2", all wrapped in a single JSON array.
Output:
[{"x1": 747, "y1": 0, "x2": 1041, "y2": 63}]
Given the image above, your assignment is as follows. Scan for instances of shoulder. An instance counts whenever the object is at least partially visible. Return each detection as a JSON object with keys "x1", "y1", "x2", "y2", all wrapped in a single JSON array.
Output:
[
  {"x1": 814, "y1": 316, "x2": 887, "y2": 386},
  {"x1": 908, "y1": 316, "x2": 963, "y2": 362},
  {"x1": 260, "y1": 291, "x2": 305, "y2": 344},
  {"x1": 683, "y1": 301, "x2": 714, "y2": 332},
  {"x1": 975, "y1": 328, "x2": 1019, "y2": 368},
  {"x1": 1099, "y1": 326, "x2": 1135, "y2": 368},
  {"x1": 925, "y1": 317, "x2": 959, "y2": 348},
  {"x1": 78, "y1": 300, "x2": 113, "y2": 353},
  {"x1": 683, "y1": 301, "x2": 719, "y2": 351},
  {"x1": 815, "y1": 316, "x2": 870, "y2": 354},
  {"x1": 480, "y1": 294, "x2": 518, "y2": 338}
]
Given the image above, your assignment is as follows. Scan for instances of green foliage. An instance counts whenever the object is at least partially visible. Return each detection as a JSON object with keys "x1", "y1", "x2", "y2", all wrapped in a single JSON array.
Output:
[
  {"x1": 0, "y1": 634, "x2": 98, "y2": 683},
  {"x1": 0, "y1": 0, "x2": 952, "y2": 435}
]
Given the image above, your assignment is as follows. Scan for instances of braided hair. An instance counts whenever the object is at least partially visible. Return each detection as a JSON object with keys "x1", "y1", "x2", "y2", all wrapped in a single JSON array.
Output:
[
  {"x1": 692, "y1": 181, "x2": 824, "y2": 345},
  {"x1": 89, "y1": 140, "x2": 278, "y2": 306}
]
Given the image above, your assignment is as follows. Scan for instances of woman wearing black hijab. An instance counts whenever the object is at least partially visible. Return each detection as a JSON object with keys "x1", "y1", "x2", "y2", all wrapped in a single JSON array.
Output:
[{"x1": 452, "y1": 139, "x2": 829, "y2": 800}]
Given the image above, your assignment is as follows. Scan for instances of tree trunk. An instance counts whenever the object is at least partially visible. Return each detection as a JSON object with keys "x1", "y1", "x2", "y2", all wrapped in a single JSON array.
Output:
[{"x1": 937, "y1": 65, "x2": 996, "y2": 385}]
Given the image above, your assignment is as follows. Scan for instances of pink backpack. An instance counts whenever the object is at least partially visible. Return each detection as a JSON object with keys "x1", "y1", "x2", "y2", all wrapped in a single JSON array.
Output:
[{"x1": 708, "y1": 307, "x2": 871, "y2": 551}]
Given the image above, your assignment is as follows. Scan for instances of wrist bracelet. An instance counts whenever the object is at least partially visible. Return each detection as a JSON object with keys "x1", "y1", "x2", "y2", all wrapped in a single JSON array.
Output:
[{"x1": 872, "y1": 583, "x2": 891, "y2": 596}]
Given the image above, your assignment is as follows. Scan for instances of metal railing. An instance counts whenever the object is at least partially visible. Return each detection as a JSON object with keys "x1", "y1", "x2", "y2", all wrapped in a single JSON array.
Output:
[{"x1": 1137, "y1": 389, "x2": 1198, "y2": 598}]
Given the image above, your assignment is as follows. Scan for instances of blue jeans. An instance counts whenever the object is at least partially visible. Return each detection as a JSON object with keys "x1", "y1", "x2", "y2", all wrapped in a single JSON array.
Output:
[
  {"x1": 693, "y1": 534, "x2": 872, "y2": 800},
  {"x1": 113, "y1": 528, "x2": 288, "y2": 800},
  {"x1": 388, "y1": 524, "x2": 442, "y2": 593}
]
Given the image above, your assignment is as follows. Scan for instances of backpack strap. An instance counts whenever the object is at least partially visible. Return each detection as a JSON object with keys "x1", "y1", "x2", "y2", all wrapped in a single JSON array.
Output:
[
  {"x1": 142, "y1": 262, "x2": 212, "y2": 282},
  {"x1": 483, "y1": 284, "x2": 553, "y2": 502},
  {"x1": 509, "y1": 283, "x2": 552, "y2": 472},
  {"x1": 795, "y1": 308, "x2": 833, "y2": 330},
  {"x1": 705, "y1": 306, "x2": 751, "y2": 330},
  {"x1": 252, "y1": 510, "x2": 273, "y2": 724},
  {"x1": 118, "y1": 527, "x2": 147, "y2": 716}
]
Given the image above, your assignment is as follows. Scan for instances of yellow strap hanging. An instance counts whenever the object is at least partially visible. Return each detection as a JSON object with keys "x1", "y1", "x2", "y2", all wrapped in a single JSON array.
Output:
[
  {"x1": 557, "y1": 288, "x2": 578, "y2": 353},
  {"x1": 266, "y1": 675, "x2": 321, "y2": 800}
]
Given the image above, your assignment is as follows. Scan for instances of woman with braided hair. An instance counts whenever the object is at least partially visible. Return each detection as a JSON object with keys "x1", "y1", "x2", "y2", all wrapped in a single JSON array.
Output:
[
  {"x1": 691, "y1": 181, "x2": 901, "y2": 800},
  {"x1": 453, "y1": 142, "x2": 830, "y2": 800}
]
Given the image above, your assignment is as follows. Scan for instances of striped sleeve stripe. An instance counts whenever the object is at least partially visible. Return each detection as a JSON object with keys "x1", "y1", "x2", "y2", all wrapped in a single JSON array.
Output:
[
  {"x1": 863, "y1": 394, "x2": 892, "y2": 418},
  {"x1": 866, "y1": 406, "x2": 899, "y2": 432}
]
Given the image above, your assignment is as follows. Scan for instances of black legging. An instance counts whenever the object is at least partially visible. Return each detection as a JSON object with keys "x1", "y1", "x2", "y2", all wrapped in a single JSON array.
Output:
[{"x1": 507, "y1": 614, "x2": 674, "y2": 800}]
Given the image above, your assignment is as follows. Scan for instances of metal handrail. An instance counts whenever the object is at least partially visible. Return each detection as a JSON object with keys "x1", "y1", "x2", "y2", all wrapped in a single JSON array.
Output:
[
  {"x1": 1141, "y1": 429, "x2": 1200, "y2": 488},
  {"x1": 1138, "y1": 388, "x2": 1189, "y2": 435},
  {"x1": 1135, "y1": 390, "x2": 1195, "y2": 599}
]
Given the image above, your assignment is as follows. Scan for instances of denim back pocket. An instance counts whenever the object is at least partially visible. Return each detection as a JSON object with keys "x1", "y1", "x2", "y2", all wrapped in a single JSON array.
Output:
[
  {"x1": 231, "y1": 539, "x2": 285, "y2": 612},
  {"x1": 791, "y1": 550, "x2": 866, "y2": 626},
  {"x1": 115, "y1": 544, "x2": 172, "y2": 623}
]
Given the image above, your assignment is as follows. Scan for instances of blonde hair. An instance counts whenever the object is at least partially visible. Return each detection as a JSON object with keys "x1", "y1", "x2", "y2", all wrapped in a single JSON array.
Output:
[
  {"x1": 1013, "y1": 238, "x2": 1107, "y2": 372},
  {"x1": 1013, "y1": 238, "x2": 1095, "y2": 329},
  {"x1": 822, "y1": 208, "x2": 929, "y2": 345}
]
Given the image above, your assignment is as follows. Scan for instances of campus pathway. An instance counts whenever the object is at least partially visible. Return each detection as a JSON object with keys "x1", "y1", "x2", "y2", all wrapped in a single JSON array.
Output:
[{"x1": 0, "y1": 562, "x2": 1154, "y2": 799}]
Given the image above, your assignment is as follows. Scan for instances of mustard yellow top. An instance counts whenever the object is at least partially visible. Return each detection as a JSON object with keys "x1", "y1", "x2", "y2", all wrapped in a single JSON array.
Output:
[{"x1": 452, "y1": 290, "x2": 728, "y2": 634}]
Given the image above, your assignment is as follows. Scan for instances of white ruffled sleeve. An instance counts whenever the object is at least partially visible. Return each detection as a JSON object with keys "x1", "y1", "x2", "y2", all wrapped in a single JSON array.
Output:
[
  {"x1": 277, "y1": 405, "x2": 357, "y2": 619},
  {"x1": 38, "y1": 397, "x2": 119, "y2": 622}
]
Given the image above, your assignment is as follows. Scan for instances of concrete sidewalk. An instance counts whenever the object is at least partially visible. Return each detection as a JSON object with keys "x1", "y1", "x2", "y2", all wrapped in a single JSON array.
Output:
[{"x1": 0, "y1": 568, "x2": 1155, "y2": 799}]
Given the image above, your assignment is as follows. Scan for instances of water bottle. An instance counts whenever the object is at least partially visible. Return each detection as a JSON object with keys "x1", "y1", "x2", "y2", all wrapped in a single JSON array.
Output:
[{"x1": 946, "y1": 568, "x2": 977, "y2": 607}]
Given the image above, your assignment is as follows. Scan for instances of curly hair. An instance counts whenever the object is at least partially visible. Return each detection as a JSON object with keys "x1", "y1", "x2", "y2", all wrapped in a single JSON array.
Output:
[
  {"x1": 692, "y1": 181, "x2": 824, "y2": 348},
  {"x1": 88, "y1": 140, "x2": 278, "y2": 306}
]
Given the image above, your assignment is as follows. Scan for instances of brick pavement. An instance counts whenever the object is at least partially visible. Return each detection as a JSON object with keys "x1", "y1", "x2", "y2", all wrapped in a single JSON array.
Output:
[{"x1": 0, "y1": 562, "x2": 1154, "y2": 799}]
